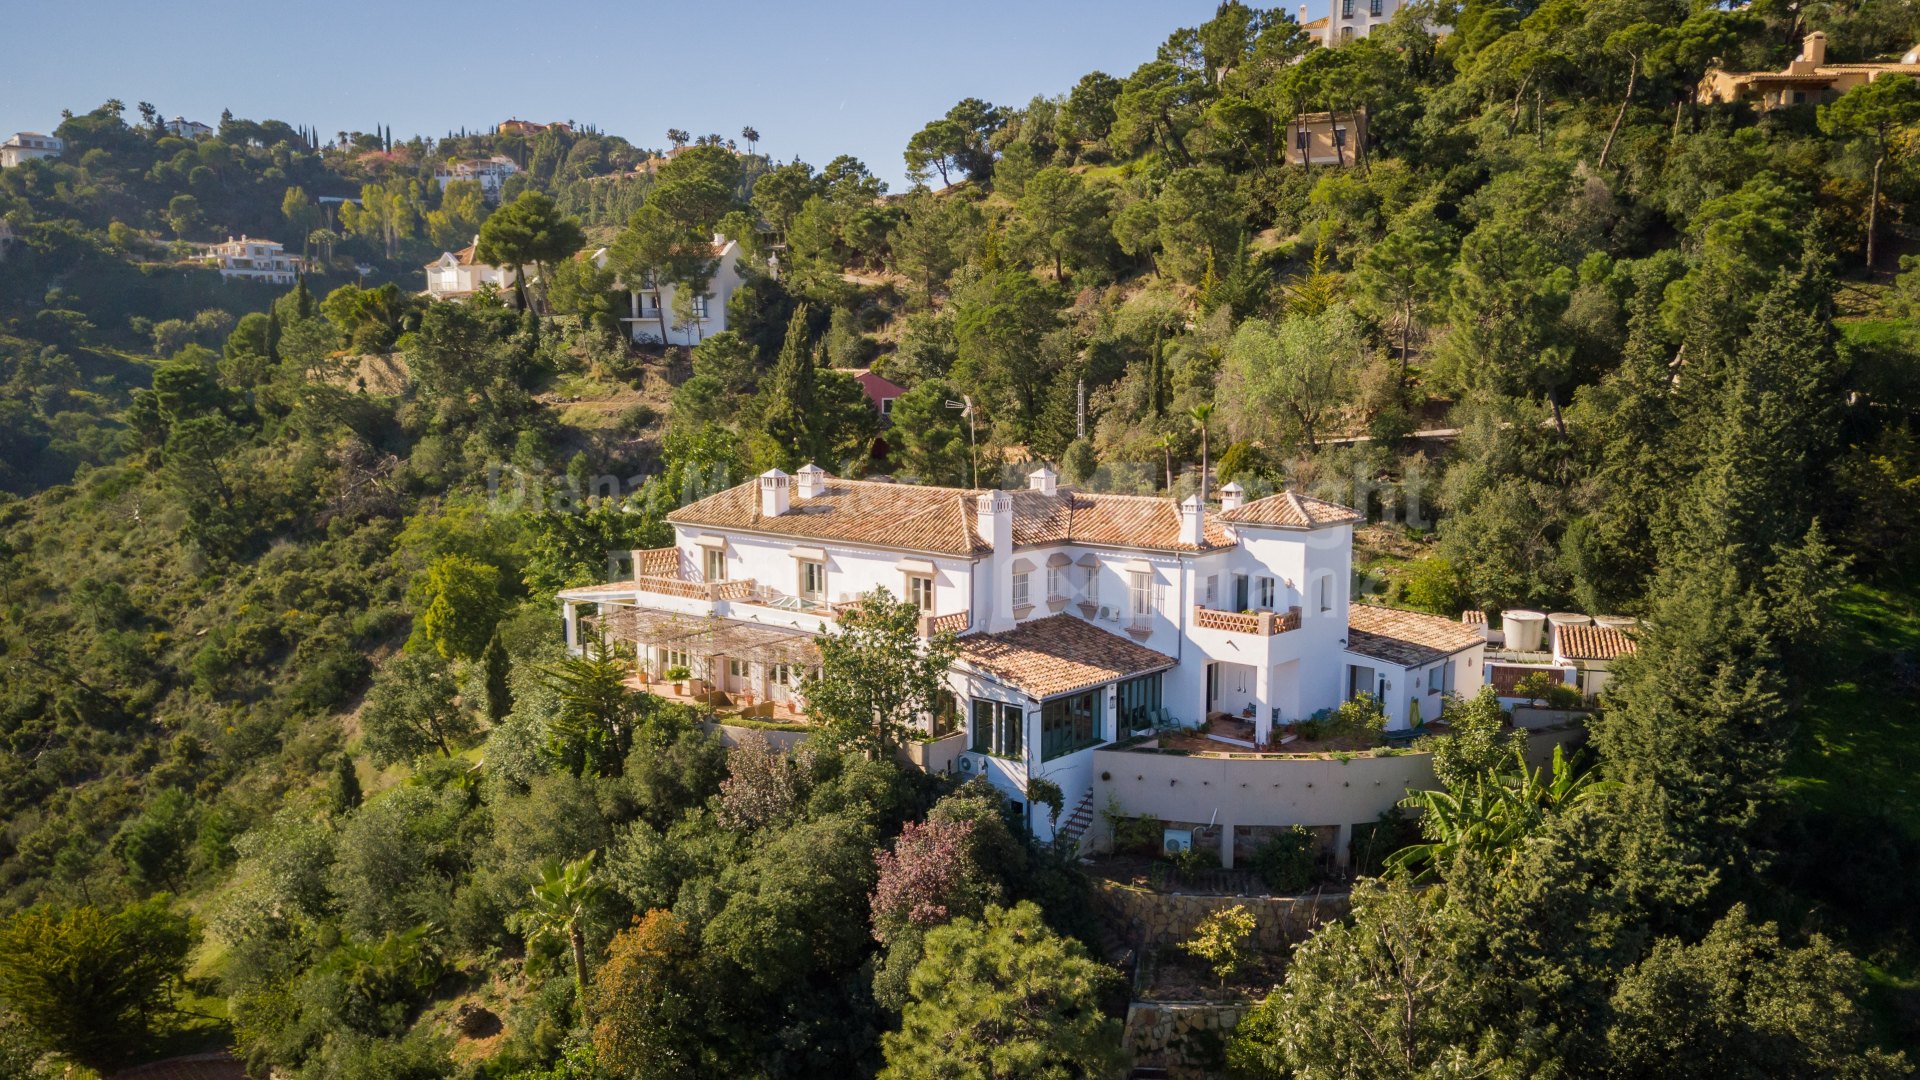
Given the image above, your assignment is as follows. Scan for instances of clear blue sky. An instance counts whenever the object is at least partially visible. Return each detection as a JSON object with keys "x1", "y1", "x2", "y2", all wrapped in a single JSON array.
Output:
[{"x1": 2, "y1": 0, "x2": 1331, "y2": 190}]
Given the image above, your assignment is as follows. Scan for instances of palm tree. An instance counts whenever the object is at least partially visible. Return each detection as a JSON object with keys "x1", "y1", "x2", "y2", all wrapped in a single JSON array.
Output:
[
  {"x1": 1155, "y1": 432, "x2": 1177, "y2": 495},
  {"x1": 512, "y1": 852, "x2": 607, "y2": 1022},
  {"x1": 1189, "y1": 402, "x2": 1215, "y2": 505},
  {"x1": 741, "y1": 126, "x2": 760, "y2": 154},
  {"x1": 666, "y1": 128, "x2": 690, "y2": 149}
]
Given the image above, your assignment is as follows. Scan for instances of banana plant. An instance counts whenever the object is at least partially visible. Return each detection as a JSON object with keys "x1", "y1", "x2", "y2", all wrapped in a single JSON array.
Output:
[{"x1": 1387, "y1": 745, "x2": 1618, "y2": 882}]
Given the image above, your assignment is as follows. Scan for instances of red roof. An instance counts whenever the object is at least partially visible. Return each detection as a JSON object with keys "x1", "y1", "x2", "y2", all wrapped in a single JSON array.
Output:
[{"x1": 847, "y1": 368, "x2": 906, "y2": 409}]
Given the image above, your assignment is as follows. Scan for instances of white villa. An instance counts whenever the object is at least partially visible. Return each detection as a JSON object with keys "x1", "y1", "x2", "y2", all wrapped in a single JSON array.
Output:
[
  {"x1": 619, "y1": 235, "x2": 744, "y2": 346},
  {"x1": 558, "y1": 465, "x2": 1485, "y2": 843},
  {"x1": 1300, "y1": 0, "x2": 1444, "y2": 45},
  {"x1": 1, "y1": 132, "x2": 63, "y2": 168},
  {"x1": 434, "y1": 155, "x2": 519, "y2": 203},
  {"x1": 205, "y1": 236, "x2": 303, "y2": 284},
  {"x1": 423, "y1": 237, "x2": 521, "y2": 301},
  {"x1": 164, "y1": 117, "x2": 215, "y2": 140}
]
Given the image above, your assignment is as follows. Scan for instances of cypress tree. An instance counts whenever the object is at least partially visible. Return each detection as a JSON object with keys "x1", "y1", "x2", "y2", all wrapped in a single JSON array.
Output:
[
  {"x1": 293, "y1": 275, "x2": 313, "y2": 320},
  {"x1": 759, "y1": 305, "x2": 817, "y2": 468},
  {"x1": 329, "y1": 753, "x2": 363, "y2": 815},
  {"x1": 482, "y1": 631, "x2": 513, "y2": 725}
]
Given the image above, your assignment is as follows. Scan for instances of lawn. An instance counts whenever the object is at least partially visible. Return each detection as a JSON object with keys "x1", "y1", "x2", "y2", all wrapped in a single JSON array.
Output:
[{"x1": 1780, "y1": 579, "x2": 1920, "y2": 838}]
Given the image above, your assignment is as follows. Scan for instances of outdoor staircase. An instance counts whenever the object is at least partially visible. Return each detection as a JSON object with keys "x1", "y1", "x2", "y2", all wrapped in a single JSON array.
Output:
[{"x1": 1052, "y1": 791, "x2": 1097, "y2": 854}]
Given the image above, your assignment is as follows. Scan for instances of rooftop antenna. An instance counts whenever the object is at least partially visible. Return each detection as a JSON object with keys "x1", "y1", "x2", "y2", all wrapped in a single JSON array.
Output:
[{"x1": 944, "y1": 395, "x2": 980, "y2": 488}]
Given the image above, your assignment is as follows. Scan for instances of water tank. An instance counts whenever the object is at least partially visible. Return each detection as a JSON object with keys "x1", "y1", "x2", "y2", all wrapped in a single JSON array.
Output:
[
  {"x1": 1593, "y1": 614, "x2": 1638, "y2": 630},
  {"x1": 1546, "y1": 612, "x2": 1591, "y2": 650},
  {"x1": 1501, "y1": 610, "x2": 1547, "y2": 652}
]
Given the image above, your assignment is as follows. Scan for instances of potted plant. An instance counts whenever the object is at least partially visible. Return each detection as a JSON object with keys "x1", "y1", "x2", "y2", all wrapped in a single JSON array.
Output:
[{"x1": 665, "y1": 665, "x2": 691, "y2": 695}]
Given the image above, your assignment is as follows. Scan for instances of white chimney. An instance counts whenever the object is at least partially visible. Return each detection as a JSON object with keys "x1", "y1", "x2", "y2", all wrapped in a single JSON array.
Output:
[
  {"x1": 977, "y1": 490, "x2": 1014, "y2": 631},
  {"x1": 975, "y1": 490, "x2": 1012, "y2": 552},
  {"x1": 758, "y1": 468, "x2": 791, "y2": 516},
  {"x1": 1220, "y1": 482, "x2": 1246, "y2": 512},
  {"x1": 1179, "y1": 495, "x2": 1205, "y2": 547},
  {"x1": 1028, "y1": 466, "x2": 1058, "y2": 497},
  {"x1": 795, "y1": 462, "x2": 827, "y2": 499}
]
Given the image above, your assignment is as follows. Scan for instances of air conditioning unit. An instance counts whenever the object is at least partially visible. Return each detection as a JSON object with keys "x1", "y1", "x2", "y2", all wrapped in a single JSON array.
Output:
[
  {"x1": 1163, "y1": 828, "x2": 1193, "y2": 854},
  {"x1": 959, "y1": 755, "x2": 975, "y2": 773},
  {"x1": 1098, "y1": 605, "x2": 1116, "y2": 622}
]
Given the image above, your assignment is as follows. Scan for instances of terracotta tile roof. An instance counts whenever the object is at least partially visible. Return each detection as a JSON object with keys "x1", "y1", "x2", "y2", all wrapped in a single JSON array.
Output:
[
  {"x1": 1217, "y1": 490, "x2": 1362, "y2": 529},
  {"x1": 672, "y1": 477, "x2": 984, "y2": 555},
  {"x1": 668, "y1": 478, "x2": 1236, "y2": 556},
  {"x1": 1007, "y1": 488, "x2": 1235, "y2": 551},
  {"x1": 424, "y1": 244, "x2": 480, "y2": 269},
  {"x1": 1556, "y1": 623, "x2": 1636, "y2": 661},
  {"x1": 953, "y1": 614, "x2": 1174, "y2": 699},
  {"x1": 1345, "y1": 603, "x2": 1483, "y2": 667}
]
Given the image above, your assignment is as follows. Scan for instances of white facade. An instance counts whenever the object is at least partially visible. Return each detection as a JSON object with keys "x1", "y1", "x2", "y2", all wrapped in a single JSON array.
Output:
[
  {"x1": 205, "y1": 236, "x2": 303, "y2": 284},
  {"x1": 423, "y1": 236, "x2": 520, "y2": 300},
  {"x1": 1, "y1": 132, "x2": 63, "y2": 168},
  {"x1": 434, "y1": 155, "x2": 519, "y2": 203},
  {"x1": 1301, "y1": 0, "x2": 1424, "y2": 44},
  {"x1": 621, "y1": 235, "x2": 744, "y2": 346},
  {"x1": 560, "y1": 468, "x2": 1484, "y2": 843},
  {"x1": 164, "y1": 117, "x2": 215, "y2": 140}
]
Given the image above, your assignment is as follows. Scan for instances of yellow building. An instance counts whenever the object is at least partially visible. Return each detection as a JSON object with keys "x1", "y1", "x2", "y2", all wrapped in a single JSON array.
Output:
[
  {"x1": 1281, "y1": 111, "x2": 1367, "y2": 168},
  {"x1": 1700, "y1": 32, "x2": 1920, "y2": 110}
]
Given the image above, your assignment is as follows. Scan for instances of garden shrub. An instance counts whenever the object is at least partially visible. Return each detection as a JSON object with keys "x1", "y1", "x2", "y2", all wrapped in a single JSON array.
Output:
[{"x1": 1250, "y1": 826, "x2": 1318, "y2": 893}]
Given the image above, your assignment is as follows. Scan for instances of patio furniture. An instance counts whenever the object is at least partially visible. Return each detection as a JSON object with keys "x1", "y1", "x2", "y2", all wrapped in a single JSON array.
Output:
[{"x1": 1383, "y1": 723, "x2": 1429, "y2": 747}]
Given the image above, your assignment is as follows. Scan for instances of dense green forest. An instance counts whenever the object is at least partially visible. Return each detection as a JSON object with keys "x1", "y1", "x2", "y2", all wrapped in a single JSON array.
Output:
[{"x1": 3, "y1": 0, "x2": 1920, "y2": 1075}]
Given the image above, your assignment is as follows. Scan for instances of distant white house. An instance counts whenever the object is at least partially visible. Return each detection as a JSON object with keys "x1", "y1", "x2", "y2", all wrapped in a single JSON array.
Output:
[
  {"x1": 423, "y1": 236, "x2": 522, "y2": 301},
  {"x1": 619, "y1": 234, "x2": 744, "y2": 346},
  {"x1": 1, "y1": 132, "x2": 63, "y2": 168},
  {"x1": 163, "y1": 117, "x2": 215, "y2": 140},
  {"x1": 1299, "y1": 0, "x2": 1438, "y2": 45},
  {"x1": 434, "y1": 156, "x2": 519, "y2": 203},
  {"x1": 205, "y1": 236, "x2": 303, "y2": 284}
]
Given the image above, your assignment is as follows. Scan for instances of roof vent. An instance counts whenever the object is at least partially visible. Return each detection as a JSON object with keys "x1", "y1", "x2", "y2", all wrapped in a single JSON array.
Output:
[{"x1": 1219, "y1": 481, "x2": 1246, "y2": 512}]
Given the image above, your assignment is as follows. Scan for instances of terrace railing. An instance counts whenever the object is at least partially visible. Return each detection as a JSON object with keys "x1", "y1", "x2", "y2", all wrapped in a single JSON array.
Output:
[
  {"x1": 635, "y1": 575, "x2": 756, "y2": 602},
  {"x1": 1194, "y1": 605, "x2": 1303, "y2": 635}
]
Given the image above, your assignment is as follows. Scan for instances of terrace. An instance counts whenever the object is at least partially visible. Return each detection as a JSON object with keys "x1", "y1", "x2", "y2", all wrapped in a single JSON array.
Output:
[
  {"x1": 1192, "y1": 604, "x2": 1303, "y2": 635},
  {"x1": 582, "y1": 605, "x2": 824, "y2": 724}
]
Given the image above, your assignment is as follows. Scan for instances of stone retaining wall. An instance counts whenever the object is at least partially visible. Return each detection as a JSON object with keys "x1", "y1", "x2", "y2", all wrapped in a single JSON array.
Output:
[
  {"x1": 1123, "y1": 1001, "x2": 1253, "y2": 1077},
  {"x1": 703, "y1": 721, "x2": 811, "y2": 752},
  {"x1": 1090, "y1": 878, "x2": 1349, "y2": 950}
]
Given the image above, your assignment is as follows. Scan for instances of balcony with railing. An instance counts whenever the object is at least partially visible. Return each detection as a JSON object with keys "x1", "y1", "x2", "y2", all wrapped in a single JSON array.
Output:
[{"x1": 1193, "y1": 605, "x2": 1303, "y2": 635}]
